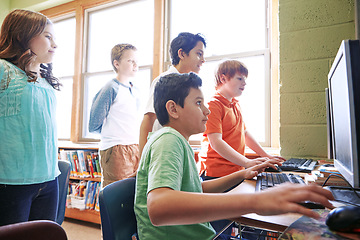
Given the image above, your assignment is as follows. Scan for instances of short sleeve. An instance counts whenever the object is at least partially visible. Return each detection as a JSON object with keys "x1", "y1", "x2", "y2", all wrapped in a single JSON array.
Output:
[
  {"x1": 147, "y1": 133, "x2": 184, "y2": 193},
  {"x1": 204, "y1": 100, "x2": 223, "y2": 135}
]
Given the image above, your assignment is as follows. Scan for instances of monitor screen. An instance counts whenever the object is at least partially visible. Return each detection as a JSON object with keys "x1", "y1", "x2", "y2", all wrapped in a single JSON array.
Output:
[{"x1": 328, "y1": 40, "x2": 360, "y2": 188}]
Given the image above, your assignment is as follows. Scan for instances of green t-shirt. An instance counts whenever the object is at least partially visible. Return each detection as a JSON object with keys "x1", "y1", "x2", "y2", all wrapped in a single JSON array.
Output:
[{"x1": 134, "y1": 127, "x2": 216, "y2": 240}]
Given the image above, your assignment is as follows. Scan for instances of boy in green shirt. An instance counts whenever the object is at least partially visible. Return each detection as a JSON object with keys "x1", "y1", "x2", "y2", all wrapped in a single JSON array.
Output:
[{"x1": 134, "y1": 73, "x2": 334, "y2": 240}]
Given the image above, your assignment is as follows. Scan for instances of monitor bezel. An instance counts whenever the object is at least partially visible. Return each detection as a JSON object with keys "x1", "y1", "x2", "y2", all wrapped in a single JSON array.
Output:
[{"x1": 328, "y1": 40, "x2": 360, "y2": 188}]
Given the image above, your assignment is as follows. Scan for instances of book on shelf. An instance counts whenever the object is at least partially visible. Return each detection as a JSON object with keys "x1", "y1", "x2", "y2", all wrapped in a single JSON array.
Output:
[
  {"x1": 77, "y1": 150, "x2": 90, "y2": 178},
  {"x1": 91, "y1": 152, "x2": 101, "y2": 178},
  {"x1": 68, "y1": 180, "x2": 100, "y2": 211},
  {"x1": 59, "y1": 149, "x2": 101, "y2": 179}
]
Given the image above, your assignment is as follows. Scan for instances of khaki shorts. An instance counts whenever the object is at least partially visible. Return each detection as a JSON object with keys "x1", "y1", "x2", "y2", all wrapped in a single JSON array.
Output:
[{"x1": 100, "y1": 144, "x2": 139, "y2": 188}]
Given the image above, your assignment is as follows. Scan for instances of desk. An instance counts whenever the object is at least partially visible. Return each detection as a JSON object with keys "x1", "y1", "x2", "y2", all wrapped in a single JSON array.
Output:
[
  {"x1": 229, "y1": 180, "x2": 302, "y2": 232},
  {"x1": 228, "y1": 180, "x2": 360, "y2": 240}
]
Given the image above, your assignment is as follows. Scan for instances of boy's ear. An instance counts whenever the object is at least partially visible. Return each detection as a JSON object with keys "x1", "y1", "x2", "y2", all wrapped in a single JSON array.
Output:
[
  {"x1": 113, "y1": 59, "x2": 119, "y2": 71},
  {"x1": 165, "y1": 100, "x2": 179, "y2": 120},
  {"x1": 178, "y1": 48, "x2": 186, "y2": 60},
  {"x1": 220, "y1": 74, "x2": 227, "y2": 83}
]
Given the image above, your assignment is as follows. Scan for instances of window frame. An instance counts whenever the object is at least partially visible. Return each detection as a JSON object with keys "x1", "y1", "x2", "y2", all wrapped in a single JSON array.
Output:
[
  {"x1": 41, "y1": 0, "x2": 279, "y2": 148},
  {"x1": 164, "y1": 0, "x2": 272, "y2": 146}
]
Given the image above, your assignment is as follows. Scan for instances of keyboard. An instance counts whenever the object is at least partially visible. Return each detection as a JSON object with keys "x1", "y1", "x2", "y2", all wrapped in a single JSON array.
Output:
[
  {"x1": 280, "y1": 158, "x2": 318, "y2": 173},
  {"x1": 255, "y1": 172, "x2": 305, "y2": 192},
  {"x1": 255, "y1": 172, "x2": 325, "y2": 209}
]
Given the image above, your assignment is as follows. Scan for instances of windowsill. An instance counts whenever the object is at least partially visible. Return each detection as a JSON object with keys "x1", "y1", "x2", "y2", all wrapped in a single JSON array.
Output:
[
  {"x1": 191, "y1": 145, "x2": 281, "y2": 158},
  {"x1": 58, "y1": 140, "x2": 99, "y2": 150}
]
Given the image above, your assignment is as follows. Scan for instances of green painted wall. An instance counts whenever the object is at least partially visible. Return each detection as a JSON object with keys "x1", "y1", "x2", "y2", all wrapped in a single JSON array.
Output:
[
  {"x1": 279, "y1": 0, "x2": 356, "y2": 158},
  {"x1": 0, "y1": 0, "x2": 10, "y2": 23},
  {"x1": 1, "y1": 0, "x2": 357, "y2": 159},
  {"x1": 0, "y1": 0, "x2": 72, "y2": 28},
  {"x1": 9, "y1": 0, "x2": 72, "y2": 11}
]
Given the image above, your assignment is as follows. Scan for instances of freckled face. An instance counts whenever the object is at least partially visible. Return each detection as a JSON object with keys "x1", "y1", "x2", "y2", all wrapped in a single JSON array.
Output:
[
  {"x1": 219, "y1": 73, "x2": 247, "y2": 99},
  {"x1": 29, "y1": 24, "x2": 57, "y2": 64}
]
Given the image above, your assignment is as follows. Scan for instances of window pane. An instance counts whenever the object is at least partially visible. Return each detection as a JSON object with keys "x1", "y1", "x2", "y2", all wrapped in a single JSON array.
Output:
[
  {"x1": 52, "y1": 17, "x2": 76, "y2": 140},
  {"x1": 56, "y1": 77, "x2": 73, "y2": 139},
  {"x1": 52, "y1": 17, "x2": 76, "y2": 77},
  {"x1": 189, "y1": 55, "x2": 267, "y2": 143},
  {"x1": 83, "y1": 69, "x2": 151, "y2": 139},
  {"x1": 87, "y1": 0, "x2": 154, "y2": 73},
  {"x1": 170, "y1": 0, "x2": 266, "y2": 56}
]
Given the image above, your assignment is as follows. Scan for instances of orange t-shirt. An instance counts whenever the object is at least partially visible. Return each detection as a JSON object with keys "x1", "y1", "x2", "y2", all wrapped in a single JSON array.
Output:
[{"x1": 199, "y1": 92, "x2": 246, "y2": 177}]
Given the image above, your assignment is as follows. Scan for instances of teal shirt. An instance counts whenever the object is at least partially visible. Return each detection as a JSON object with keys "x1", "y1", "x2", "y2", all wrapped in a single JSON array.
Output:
[
  {"x1": 134, "y1": 127, "x2": 216, "y2": 240},
  {"x1": 0, "y1": 59, "x2": 60, "y2": 184}
]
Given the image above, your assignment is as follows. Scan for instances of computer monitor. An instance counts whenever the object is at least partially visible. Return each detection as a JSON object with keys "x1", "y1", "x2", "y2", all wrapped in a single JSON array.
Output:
[
  {"x1": 328, "y1": 39, "x2": 360, "y2": 188},
  {"x1": 325, "y1": 88, "x2": 333, "y2": 160}
]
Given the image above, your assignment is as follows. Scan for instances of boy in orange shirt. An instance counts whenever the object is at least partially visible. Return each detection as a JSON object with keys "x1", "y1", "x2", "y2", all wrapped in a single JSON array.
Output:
[{"x1": 200, "y1": 60, "x2": 285, "y2": 179}]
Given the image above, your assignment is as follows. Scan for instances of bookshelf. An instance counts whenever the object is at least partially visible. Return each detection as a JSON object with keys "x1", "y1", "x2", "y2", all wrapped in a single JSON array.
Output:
[{"x1": 58, "y1": 142, "x2": 101, "y2": 225}]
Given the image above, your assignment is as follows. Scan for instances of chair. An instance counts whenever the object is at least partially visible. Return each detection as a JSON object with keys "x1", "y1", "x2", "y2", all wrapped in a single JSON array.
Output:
[
  {"x1": 99, "y1": 177, "x2": 137, "y2": 240},
  {"x1": 0, "y1": 220, "x2": 67, "y2": 240},
  {"x1": 57, "y1": 160, "x2": 71, "y2": 225}
]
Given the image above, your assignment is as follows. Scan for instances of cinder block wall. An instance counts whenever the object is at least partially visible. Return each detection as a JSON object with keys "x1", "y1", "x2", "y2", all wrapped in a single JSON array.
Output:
[{"x1": 279, "y1": 0, "x2": 355, "y2": 158}]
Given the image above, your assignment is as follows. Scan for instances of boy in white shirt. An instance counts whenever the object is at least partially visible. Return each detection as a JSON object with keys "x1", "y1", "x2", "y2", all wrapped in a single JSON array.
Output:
[{"x1": 89, "y1": 43, "x2": 140, "y2": 188}]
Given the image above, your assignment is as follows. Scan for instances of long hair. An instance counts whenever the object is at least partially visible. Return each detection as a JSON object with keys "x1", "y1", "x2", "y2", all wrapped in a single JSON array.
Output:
[{"x1": 0, "y1": 9, "x2": 60, "y2": 90}]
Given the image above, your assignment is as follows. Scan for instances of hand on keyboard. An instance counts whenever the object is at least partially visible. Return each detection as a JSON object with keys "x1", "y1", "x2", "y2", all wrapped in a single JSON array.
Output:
[
  {"x1": 245, "y1": 156, "x2": 283, "y2": 168},
  {"x1": 244, "y1": 162, "x2": 284, "y2": 180},
  {"x1": 253, "y1": 183, "x2": 334, "y2": 219}
]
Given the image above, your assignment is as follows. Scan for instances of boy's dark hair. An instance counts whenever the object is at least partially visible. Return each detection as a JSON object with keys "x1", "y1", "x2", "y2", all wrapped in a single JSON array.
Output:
[
  {"x1": 154, "y1": 72, "x2": 202, "y2": 126},
  {"x1": 170, "y1": 32, "x2": 206, "y2": 66}
]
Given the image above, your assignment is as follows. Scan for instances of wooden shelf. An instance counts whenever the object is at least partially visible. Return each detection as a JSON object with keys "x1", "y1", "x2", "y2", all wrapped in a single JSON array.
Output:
[
  {"x1": 65, "y1": 208, "x2": 101, "y2": 225},
  {"x1": 66, "y1": 177, "x2": 102, "y2": 224},
  {"x1": 70, "y1": 176, "x2": 101, "y2": 182}
]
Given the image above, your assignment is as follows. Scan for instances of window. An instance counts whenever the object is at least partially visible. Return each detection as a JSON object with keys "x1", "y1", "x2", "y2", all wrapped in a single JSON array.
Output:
[
  {"x1": 167, "y1": 0, "x2": 271, "y2": 145},
  {"x1": 42, "y1": 0, "x2": 277, "y2": 147},
  {"x1": 52, "y1": 16, "x2": 76, "y2": 140},
  {"x1": 83, "y1": 0, "x2": 154, "y2": 139}
]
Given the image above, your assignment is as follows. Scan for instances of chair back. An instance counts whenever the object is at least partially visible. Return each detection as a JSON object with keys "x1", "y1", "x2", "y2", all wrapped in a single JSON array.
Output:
[
  {"x1": 57, "y1": 160, "x2": 71, "y2": 225},
  {"x1": 99, "y1": 177, "x2": 137, "y2": 240},
  {"x1": 0, "y1": 220, "x2": 67, "y2": 240}
]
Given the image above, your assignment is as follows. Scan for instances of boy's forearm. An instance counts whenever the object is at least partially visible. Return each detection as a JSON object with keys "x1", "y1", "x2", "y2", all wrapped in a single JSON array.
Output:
[
  {"x1": 208, "y1": 133, "x2": 249, "y2": 166},
  {"x1": 201, "y1": 171, "x2": 245, "y2": 193},
  {"x1": 147, "y1": 187, "x2": 256, "y2": 226},
  {"x1": 244, "y1": 130, "x2": 269, "y2": 157},
  {"x1": 147, "y1": 184, "x2": 335, "y2": 227},
  {"x1": 139, "y1": 113, "x2": 157, "y2": 156}
]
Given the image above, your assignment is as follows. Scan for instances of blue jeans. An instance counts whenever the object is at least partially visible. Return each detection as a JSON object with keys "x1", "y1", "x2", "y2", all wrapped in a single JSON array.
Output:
[{"x1": 0, "y1": 178, "x2": 59, "y2": 226}]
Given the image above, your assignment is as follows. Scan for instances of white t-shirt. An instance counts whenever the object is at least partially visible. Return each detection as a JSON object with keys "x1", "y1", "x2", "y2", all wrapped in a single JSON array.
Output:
[{"x1": 144, "y1": 66, "x2": 179, "y2": 131}]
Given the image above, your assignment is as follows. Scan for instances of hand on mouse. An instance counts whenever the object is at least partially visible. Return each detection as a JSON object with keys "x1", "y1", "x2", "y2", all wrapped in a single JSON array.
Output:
[{"x1": 252, "y1": 183, "x2": 334, "y2": 219}]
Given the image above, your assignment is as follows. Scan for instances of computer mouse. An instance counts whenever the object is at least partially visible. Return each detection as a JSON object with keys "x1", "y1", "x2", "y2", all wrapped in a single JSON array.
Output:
[
  {"x1": 325, "y1": 205, "x2": 360, "y2": 233},
  {"x1": 265, "y1": 164, "x2": 282, "y2": 172}
]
